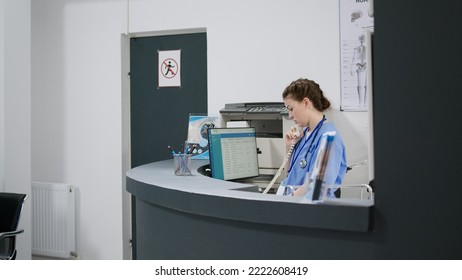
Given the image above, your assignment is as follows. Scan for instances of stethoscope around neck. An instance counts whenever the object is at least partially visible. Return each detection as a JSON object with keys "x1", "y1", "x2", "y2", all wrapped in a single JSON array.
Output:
[{"x1": 288, "y1": 115, "x2": 326, "y2": 173}]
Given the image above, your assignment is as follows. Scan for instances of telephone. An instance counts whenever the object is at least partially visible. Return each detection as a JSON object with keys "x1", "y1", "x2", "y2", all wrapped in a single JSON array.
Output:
[{"x1": 262, "y1": 126, "x2": 301, "y2": 194}]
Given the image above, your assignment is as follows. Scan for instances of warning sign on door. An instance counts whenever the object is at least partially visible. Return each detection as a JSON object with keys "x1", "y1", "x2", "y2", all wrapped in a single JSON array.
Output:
[{"x1": 158, "y1": 49, "x2": 181, "y2": 88}]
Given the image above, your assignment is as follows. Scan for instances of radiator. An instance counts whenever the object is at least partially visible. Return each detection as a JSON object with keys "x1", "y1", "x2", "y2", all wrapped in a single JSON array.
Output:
[{"x1": 31, "y1": 182, "x2": 76, "y2": 258}]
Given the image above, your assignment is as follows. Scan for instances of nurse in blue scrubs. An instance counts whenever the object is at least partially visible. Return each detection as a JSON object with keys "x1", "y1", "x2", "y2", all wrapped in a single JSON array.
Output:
[{"x1": 281, "y1": 78, "x2": 347, "y2": 198}]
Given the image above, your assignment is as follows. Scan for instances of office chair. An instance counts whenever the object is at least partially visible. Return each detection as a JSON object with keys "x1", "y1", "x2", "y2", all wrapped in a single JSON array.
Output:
[{"x1": 0, "y1": 192, "x2": 27, "y2": 260}]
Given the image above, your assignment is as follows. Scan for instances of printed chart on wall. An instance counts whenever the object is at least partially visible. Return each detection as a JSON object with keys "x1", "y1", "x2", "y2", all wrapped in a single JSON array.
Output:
[{"x1": 340, "y1": 0, "x2": 374, "y2": 111}]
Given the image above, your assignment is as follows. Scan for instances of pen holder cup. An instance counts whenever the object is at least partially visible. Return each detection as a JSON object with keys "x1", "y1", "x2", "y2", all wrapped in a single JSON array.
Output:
[{"x1": 173, "y1": 154, "x2": 192, "y2": 176}]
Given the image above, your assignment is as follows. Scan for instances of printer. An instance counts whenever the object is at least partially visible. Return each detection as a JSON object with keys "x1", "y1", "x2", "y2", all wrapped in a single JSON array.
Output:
[{"x1": 220, "y1": 102, "x2": 294, "y2": 178}]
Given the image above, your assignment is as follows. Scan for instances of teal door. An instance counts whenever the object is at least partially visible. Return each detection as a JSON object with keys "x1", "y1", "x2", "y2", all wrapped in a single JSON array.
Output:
[
  {"x1": 129, "y1": 31, "x2": 207, "y2": 259},
  {"x1": 130, "y1": 31, "x2": 208, "y2": 168}
]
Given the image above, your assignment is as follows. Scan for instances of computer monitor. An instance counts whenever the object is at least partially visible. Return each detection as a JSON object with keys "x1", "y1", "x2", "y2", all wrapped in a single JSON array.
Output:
[{"x1": 208, "y1": 127, "x2": 260, "y2": 181}]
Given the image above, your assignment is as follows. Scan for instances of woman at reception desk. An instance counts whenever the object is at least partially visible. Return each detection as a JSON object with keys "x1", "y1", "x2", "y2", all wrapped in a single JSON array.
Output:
[
  {"x1": 127, "y1": 77, "x2": 373, "y2": 261},
  {"x1": 279, "y1": 78, "x2": 347, "y2": 200}
]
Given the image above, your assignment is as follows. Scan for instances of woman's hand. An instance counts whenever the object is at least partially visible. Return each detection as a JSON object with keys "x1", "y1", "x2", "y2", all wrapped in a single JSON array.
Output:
[{"x1": 284, "y1": 126, "x2": 303, "y2": 147}]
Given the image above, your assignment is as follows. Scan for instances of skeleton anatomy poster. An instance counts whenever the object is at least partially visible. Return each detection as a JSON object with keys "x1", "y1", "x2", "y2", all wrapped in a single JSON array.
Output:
[{"x1": 340, "y1": 0, "x2": 374, "y2": 111}]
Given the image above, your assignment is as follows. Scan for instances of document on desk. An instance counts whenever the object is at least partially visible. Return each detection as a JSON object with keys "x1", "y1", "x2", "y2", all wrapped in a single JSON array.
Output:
[{"x1": 187, "y1": 115, "x2": 219, "y2": 159}]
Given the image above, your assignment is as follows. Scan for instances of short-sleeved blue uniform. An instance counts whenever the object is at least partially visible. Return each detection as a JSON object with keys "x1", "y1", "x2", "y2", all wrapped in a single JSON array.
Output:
[{"x1": 282, "y1": 122, "x2": 347, "y2": 198}]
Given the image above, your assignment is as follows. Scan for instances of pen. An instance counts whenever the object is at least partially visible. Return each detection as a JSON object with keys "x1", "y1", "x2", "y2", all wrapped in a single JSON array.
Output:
[
  {"x1": 188, "y1": 144, "x2": 197, "y2": 154},
  {"x1": 167, "y1": 145, "x2": 176, "y2": 155},
  {"x1": 184, "y1": 140, "x2": 189, "y2": 154}
]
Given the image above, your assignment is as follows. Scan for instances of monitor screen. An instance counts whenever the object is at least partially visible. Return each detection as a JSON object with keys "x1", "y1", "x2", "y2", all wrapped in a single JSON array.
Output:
[{"x1": 208, "y1": 127, "x2": 259, "y2": 181}]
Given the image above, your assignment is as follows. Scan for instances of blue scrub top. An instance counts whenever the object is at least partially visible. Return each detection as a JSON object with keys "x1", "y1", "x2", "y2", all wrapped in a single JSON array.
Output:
[{"x1": 283, "y1": 122, "x2": 347, "y2": 198}]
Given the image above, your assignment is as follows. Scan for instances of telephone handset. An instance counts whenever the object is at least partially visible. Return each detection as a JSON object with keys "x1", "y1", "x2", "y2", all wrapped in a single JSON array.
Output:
[
  {"x1": 262, "y1": 126, "x2": 302, "y2": 194},
  {"x1": 293, "y1": 127, "x2": 301, "y2": 138}
]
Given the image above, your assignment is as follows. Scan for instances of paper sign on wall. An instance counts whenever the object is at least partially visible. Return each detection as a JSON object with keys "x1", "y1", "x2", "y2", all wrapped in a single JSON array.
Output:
[
  {"x1": 158, "y1": 49, "x2": 181, "y2": 88},
  {"x1": 339, "y1": 0, "x2": 374, "y2": 111}
]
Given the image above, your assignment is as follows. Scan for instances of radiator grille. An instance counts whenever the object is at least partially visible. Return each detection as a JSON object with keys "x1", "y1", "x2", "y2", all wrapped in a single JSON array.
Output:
[{"x1": 31, "y1": 182, "x2": 76, "y2": 258}]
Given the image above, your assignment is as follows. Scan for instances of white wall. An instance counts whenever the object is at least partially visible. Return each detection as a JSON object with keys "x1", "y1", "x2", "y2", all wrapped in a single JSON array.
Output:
[
  {"x1": 1, "y1": 0, "x2": 32, "y2": 259},
  {"x1": 31, "y1": 0, "x2": 370, "y2": 259},
  {"x1": 32, "y1": 0, "x2": 126, "y2": 259}
]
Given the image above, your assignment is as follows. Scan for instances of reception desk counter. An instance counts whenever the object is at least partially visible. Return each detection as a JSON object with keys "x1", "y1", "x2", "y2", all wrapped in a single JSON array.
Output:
[{"x1": 126, "y1": 160, "x2": 375, "y2": 259}]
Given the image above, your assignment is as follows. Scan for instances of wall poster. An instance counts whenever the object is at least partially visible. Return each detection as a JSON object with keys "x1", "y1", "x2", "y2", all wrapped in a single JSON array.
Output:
[
  {"x1": 158, "y1": 49, "x2": 181, "y2": 88},
  {"x1": 339, "y1": 0, "x2": 374, "y2": 111}
]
